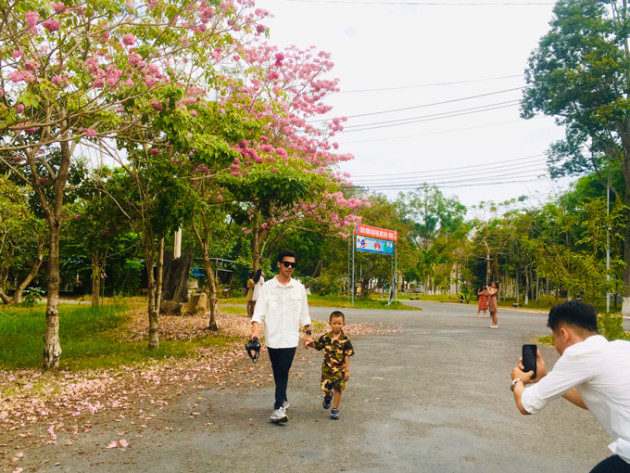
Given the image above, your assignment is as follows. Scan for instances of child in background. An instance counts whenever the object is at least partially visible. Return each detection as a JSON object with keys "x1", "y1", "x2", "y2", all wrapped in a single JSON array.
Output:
[{"x1": 307, "y1": 311, "x2": 354, "y2": 419}]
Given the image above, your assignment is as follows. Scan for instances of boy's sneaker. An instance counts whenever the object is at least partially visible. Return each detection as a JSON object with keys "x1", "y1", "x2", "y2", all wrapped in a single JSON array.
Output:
[
  {"x1": 330, "y1": 408, "x2": 340, "y2": 420},
  {"x1": 323, "y1": 395, "x2": 332, "y2": 410},
  {"x1": 270, "y1": 407, "x2": 288, "y2": 423},
  {"x1": 281, "y1": 400, "x2": 289, "y2": 410}
]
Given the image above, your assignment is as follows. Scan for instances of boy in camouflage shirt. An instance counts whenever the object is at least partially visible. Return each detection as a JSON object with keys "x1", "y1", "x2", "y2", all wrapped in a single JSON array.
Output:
[{"x1": 307, "y1": 311, "x2": 354, "y2": 419}]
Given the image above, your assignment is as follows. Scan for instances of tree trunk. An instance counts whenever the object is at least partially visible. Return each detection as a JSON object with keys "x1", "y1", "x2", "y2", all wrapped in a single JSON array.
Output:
[
  {"x1": 524, "y1": 269, "x2": 530, "y2": 305},
  {"x1": 622, "y1": 157, "x2": 630, "y2": 315},
  {"x1": 145, "y1": 243, "x2": 160, "y2": 349},
  {"x1": 42, "y1": 140, "x2": 72, "y2": 371},
  {"x1": 204, "y1": 256, "x2": 219, "y2": 331},
  {"x1": 91, "y1": 251, "x2": 100, "y2": 308},
  {"x1": 191, "y1": 221, "x2": 219, "y2": 331},
  {"x1": 43, "y1": 217, "x2": 62, "y2": 370},
  {"x1": 7, "y1": 240, "x2": 45, "y2": 305}
]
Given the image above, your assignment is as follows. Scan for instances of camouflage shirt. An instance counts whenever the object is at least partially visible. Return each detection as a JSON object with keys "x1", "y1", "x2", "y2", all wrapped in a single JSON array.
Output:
[{"x1": 313, "y1": 331, "x2": 354, "y2": 374}]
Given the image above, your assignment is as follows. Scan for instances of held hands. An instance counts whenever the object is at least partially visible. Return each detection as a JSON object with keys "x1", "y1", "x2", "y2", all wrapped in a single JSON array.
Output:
[
  {"x1": 512, "y1": 349, "x2": 547, "y2": 384},
  {"x1": 304, "y1": 335, "x2": 314, "y2": 349}
]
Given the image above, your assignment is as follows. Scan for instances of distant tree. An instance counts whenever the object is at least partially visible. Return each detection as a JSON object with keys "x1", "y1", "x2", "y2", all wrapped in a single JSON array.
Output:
[
  {"x1": 521, "y1": 0, "x2": 630, "y2": 313},
  {"x1": 0, "y1": 176, "x2": 46, "y2": 304}
]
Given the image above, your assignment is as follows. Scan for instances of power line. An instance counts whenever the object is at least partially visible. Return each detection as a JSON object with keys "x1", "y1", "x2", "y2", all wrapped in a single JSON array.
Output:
[
  {"x1": 338, "y1": 74, "x2": 524, "y2": 94},
  {"x1": 354, "y1": 161, "x2": 547, "y2": 185},
  {"x1": 350, "y1": 153, "x2": 546, "y2": 178},
  {"x1": 337, "y1": 118, "x2": 526, "y2": 144},
  {"x1": 342, "y1": 100, "x2": 520, "y2": 132},
  {"x1": 349, "y1": 174, "x2": 550, "y2": 191},
  {"x1": 311, "y1": 87, "x2": 524, "y2": 123},
  {"x1": 287, "y1": 0, "x2": 554, "y2": 5}
]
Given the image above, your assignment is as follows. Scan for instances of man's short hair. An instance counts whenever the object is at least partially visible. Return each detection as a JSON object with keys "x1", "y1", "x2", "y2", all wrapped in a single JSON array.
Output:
[
  {"x1": 547, "y1": 300, "x2": 598, "y2": 333},
  {"x1": 330, "y1": 310, "x2": 345, "y2": 322},
  {"x1": 277, "y1": 250, "x2": 296, "y2": 263}
]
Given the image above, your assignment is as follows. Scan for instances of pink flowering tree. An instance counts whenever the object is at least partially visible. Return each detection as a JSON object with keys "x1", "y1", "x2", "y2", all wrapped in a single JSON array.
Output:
[
  {"x1": 0, "y1": 0, "x2": 269, "y2": 368},
  {"x1": 216, "y1": 44, "x2": 366, "y2": 269}
]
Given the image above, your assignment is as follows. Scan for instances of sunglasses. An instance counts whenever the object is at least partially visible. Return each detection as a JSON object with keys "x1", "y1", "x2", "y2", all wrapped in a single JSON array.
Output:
[{"x1": 281, "y1": 261, "x2": 297, "y2": 268}]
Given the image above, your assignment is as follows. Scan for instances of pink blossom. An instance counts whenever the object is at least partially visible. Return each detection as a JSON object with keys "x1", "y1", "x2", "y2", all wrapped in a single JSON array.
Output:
[
  {"x1": 151, "y1": 102, "x2": 163, "y2": 111},
  {"x1": 12, "y1": 50, "x2": 23, "y2": 59},
  {"x1": 93, "y1": 79, "x2": 105, "y2": 88},
  {"x1": 74, "y1": 215, "x2": 80, "y2": 220},
  {"x1": 24, "y1": 126, "x2": 38, "y2": 134},
  {"x1": 51, "y1": 74, "x2": 65, "y2": 86},
  {"x1": 15, "y1": 103, "x2": 25, "y2": 114},
  {"x1": 261, "y1": 222, "x2": 267, "y2": 229},
  {"x1": 123, "y1": 79, "x2": 134, "y2": 86},
  {"x1": 268, "y1": 71, "x2": 279, "y2": 80},
  {"x1": 106, "y1": 441, "x2": 118, "y2": 449},
  {"x1": 232, "y1": 55, "x2": 240, "y2": 62},
  {"x1": 25, "y1": 11, "x2": 39, "y2": 27},
  {"x1": 256, "y1": 24, "x2": 265, "y2": 34},
  {"x1": 150, "y1": 148, "x2": 159, "y2": 155},
  {"x1": 42, "y1": 19, "x2": 60, "y2": 31},
  {"x1": 122, "y1": 33, "x2": 135, "y2": 46},
  {"x1": 119, "y1": 439, "x2": 129, "y2": 448},
  {"x1": 128, "y1": 52, "x2": 142, "y2": 66},
  {"x1": 84, "y1": 128, "x2": 97, "y2": 137},
  {"x1": 52, "y1": 2, "x2": 66, "y2": 13},
  {"x1": 24, "y1": 60, "x2": 38, "y2": 72},
  {"x1": 190, "y1": 110, "x2": 198, "y2": 116},
  {"x1": 199, "y1": 7, "x2": 215, "y2": 22}
]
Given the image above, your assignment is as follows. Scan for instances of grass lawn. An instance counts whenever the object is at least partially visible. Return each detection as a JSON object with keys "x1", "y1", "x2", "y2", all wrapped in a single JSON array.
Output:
[{"x1": 0, "y1": 303, "x2": 237, "y2": 371}]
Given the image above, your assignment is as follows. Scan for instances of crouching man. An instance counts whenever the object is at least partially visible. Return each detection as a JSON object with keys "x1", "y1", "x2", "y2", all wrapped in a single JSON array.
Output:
[{"x1": 510, "y1": 301, "x2": 630, "y2": 473}]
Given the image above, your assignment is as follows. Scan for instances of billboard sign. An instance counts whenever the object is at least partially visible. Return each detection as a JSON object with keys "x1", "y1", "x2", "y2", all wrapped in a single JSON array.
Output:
[
  {"x1": 355, "y1": 236, "x2": 394, "y2": 255},
  {"x1": 354, "y1": 224, "x2": 397, "y2": 242}
]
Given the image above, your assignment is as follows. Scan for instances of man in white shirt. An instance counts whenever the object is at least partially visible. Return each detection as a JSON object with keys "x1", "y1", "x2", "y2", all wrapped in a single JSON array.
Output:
[
  {"x1": 510, "y1": 301, "x2": 630, "y2": 473},
  {"x1": 250, "y1": 250, "x2": 313, "y2": 423}
]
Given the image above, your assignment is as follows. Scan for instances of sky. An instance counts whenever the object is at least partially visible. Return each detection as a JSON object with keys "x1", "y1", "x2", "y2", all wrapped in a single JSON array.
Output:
[{"x1": 255, "y1": 0, "x2": 575, "y2": 211}]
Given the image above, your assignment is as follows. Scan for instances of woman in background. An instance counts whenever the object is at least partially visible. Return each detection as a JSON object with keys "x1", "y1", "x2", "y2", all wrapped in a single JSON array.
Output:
[
  {"x1": 477, "y1": 284, "x2": 489, "y2": 318},
  {"x1": 487, "y1": 281, "x2": 499, "y2": 328}
]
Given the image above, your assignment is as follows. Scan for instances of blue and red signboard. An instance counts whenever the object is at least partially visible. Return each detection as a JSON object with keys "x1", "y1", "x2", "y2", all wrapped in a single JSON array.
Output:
[{"x1": 354, "y1": 224, "x2": 397, "y2": 255}]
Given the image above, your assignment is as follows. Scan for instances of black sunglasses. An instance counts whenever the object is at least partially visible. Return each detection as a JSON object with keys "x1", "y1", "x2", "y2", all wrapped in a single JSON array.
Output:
[{"x1": 281, "y1": 261, "x2": 297, "y2": 268}]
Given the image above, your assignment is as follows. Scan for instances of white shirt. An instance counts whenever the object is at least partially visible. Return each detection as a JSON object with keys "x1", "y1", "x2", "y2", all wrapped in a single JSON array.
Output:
[
  {"x1": 252, "y1": 277, "x2": 264, "y2": 301},
  {"x1": 521, "y1": 335, "x2": 630, "y2": 462},
  {"x1": 252, "y1": 276, "x2": 310, "y2": 349}
]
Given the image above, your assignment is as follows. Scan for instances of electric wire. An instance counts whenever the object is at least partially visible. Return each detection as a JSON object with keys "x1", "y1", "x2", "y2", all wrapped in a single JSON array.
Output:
[
  {"x1": 287, "y1": 0, "x2": 555, "y2": 5},
  {"x1": 350, "y1": 153, "x2": 546, "y2": 178},
  {"x1": 342, "y1": 101, "x2": 520, "y2": 132},
  {"x1": 338, "y1": 74, "x2": 524, "y2": 94},
  {"x1": 309, "y1": 87, "x2": 524, "y2": 123}
]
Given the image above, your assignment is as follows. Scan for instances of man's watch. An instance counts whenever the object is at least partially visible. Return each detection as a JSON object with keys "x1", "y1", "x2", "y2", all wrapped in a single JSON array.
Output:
[
  {"x1": 510, "y1": 378, "x2": 523, "y2": 392},
  {"x1": 305, "y1": 330, "x2": 312, "y2": 335}
]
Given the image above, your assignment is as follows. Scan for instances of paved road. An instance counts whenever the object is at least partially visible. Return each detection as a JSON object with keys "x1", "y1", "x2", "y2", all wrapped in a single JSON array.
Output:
[{"x1": 12, "y1": 302, "x2": 623, "y2": 472}]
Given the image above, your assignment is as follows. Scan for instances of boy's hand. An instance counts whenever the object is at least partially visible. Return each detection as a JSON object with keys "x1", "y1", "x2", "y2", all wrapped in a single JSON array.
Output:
[
  {"x1": 344, "y1": 372, "x2": 350, "y2": 381},
  {"x1": 304, "y1": 337, "x2": 313, "y2": 348}
]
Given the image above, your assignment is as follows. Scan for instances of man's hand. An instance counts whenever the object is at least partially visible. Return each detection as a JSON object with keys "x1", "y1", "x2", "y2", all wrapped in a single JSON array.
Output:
[
  {"x1": 250, "y1": 321, "x2": 259, "y2": 341},
  {"x1": 513, "y1": 349, "x2": 547, "y2": 384},
  {"x1": 304, "y1": 334, "x2": 313, "y2": 348}
]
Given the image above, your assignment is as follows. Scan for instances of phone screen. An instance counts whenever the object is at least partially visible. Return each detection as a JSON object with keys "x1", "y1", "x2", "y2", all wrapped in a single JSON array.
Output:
[{"x1": 522, "y1": 344, "x2": 537, "y2": 379}]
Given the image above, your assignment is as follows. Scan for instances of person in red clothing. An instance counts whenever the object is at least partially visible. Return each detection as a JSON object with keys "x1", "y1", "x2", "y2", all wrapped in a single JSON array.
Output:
[{"x1": 477, "y1": 284, "x2": 489, "y2": 318}]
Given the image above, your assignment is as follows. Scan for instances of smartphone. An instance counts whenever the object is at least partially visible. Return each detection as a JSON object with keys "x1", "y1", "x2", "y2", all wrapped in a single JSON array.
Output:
[{"x1": 522, "y1": 344, "x2": 537, "y2": 379}]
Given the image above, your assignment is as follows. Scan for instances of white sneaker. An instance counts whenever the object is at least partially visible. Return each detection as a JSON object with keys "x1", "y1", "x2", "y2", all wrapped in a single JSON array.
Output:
[
  {"x1": 281, "y1": 400, "x2": 289, "y2": 410},
  {"x1": 270, "y1": 407, "x2": 288, "y2": 423},
  {"x1": 489, "y1": 324, "x2": 498, "y2": 329}
]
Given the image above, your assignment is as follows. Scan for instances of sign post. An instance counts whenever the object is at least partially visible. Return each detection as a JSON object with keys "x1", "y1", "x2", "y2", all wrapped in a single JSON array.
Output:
[{"x1": 351, "y1": 224, "x2": 398, "y2": 306}]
